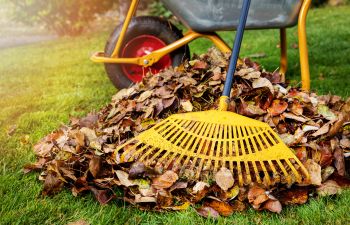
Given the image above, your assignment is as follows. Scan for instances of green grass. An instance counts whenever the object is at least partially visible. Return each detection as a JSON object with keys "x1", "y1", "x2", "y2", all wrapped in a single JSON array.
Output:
[{"x1": 1, "y1": 5, "x2": 350, "y2": 225}]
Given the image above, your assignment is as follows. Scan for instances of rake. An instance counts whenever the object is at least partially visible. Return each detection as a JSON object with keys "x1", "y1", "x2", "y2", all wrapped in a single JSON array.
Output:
[{"x1": 115, "y1": 0, "x2": 310, "y2": 186}]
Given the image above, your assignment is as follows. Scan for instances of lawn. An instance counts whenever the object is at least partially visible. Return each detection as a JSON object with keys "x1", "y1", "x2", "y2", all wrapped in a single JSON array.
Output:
[{"x1": 1, "y1": 5, "x2": 350, "y2": 225}]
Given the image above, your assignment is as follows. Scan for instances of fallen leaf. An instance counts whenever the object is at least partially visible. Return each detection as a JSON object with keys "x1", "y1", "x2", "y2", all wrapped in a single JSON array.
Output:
[
  {"x1": 317, "y1": 105, "x2": 337, "y2": 121},
  {"x1": 317, "y1": 180, "x2": 342, "y2": 196},
  {"x1": 77, "y1": 113, "x2": 99, "y2": 129},
  {"x1": 196, "y1": 206, "x2": 220, "y2": 219},
  {"x1": 116, "y1": 170, "x2": 135, "y2": 187},
  {"x1": 169, "y1": 181, "x2": 187, "y2": 192},
  {"x1": 89, "y1": 156, "x2": 101, "y2": 178},
  {"x1": 80, "y1": 127, "x2": 97, "y2": 142},
  {"x1": 283, "y1": 113, "x2": 308, "y2": 123},
  {"x1": 328, "y1": 114, "x2": 347, "y2": 137},
  {"x1": 152, "y1": 171, "x2": 178, "y2": 189},
  {"x1": 42, "y1": 172, "x2": 64, "y2": 196},
  {"x1": 277, "y1": 188, "x2": 309, "y2": 205},
  {"x1": 230, "y1": 200, "x2": 247, "y2": 212},
  {"x1": 34, "y1": 142, "x2": 54, "y2": 158},
  {"x1": 312, "y1": 122, "x2": 331, "y2": 137},
  {"x1": 181, "y1": 101, "x2": 193, "y2": 112},
  {"x1": 291, "y1": 100, "x2": 303, "y2": 115},
  {"x1": 262, "y1": 199, "x2": 282, "y2": 213},
  {"x1": 248, "y1": 186, "x2": 269, "y2": 208},
  {"x1": 304, "y1": 160, "x2": 322, "y2": 185},
  {"x1": 164, "y1": 202, "x2": 191, "y2": 211},
  {"x1": 268, "y1": 100, "x2": 288, "y2": 116},
  {"x1": 193, "y1": 181, "x2": 210, "y2": 193},
  {"x1": 135, "y1": 194, "x2": 157, "y2": 203},
  {"x1": 137, "y1": 90, "x2": 153, "y2": 102},
  {"x1": 340, "y1": 138, "x2": 350, "y2": 148},
  {"x1": 89, "y1": 186, "x2": 116, "y2": 205},
  {"x1": 215, "y1": 167, "x2": 234, "y2": 191},
  {"x1": 252, "y1": 77, "x2": 274, "y2": 94},
  {"x1": 129, "y1": 162, "x2": 146, "y2": 179},
  {"x1": 322, "y1": 166, "x2": 335, "y2": 182},
  {"x1": 227, "y1": 185, "x2": 240, "y2": 200},
  {"x1": 334, "y1": 148, "x2": 345, "y2": 176},
  {"x1": 302, "y1": 125, "x2": 319, "y2": 132},
  {"x1": 157, "y1": 190, "x2": 174, "y2": 207},
  {"x1": 192, "y1": 60, "x2": 208, "y2": 70},
  {"x1": 206, "y1": 199, "x2": 234, "y2": 216}
]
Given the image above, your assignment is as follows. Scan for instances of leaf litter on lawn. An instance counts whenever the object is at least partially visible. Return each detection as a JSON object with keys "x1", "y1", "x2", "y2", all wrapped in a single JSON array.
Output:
[{"x1": 24, "y1": 48, "x2": 350, "y2": 218}]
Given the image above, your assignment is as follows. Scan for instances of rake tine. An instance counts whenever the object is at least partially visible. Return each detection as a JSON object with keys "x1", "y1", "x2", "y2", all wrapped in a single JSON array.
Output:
[
  {"x1": 237, "y1": 162, "x2": 244, "y2": 186},
  {"x1": 259, "y1": 161, "x2": 271, "y2": 184},
  {"x1": 138, "y1": 146, "x2": 158, "y2": 163},
  {"x1": 285, "y1": 158, "x2": 302, "y2": 183},
  {"x1": 246, "y1": 127, "x2": 262, "y2": 183},
  {"x1": 162, "y1": 122, "x2": 200, "y2": 169},
  {"x1": 267, "y1": 160, "x2": 278, "y2": 178},
  {"x1": 120, "y1": 141, "x2": 144, "y2": 162},
  {"x1": 195, "y1": 124, "x2": 217, "y2": 179},
  {"x1": 208, "y1": 124, "x2": 220, "y2": 173},
  {"x1": 181, "y1": 125, "x2": 210, "y2": 178},
  {"x1": 214, "y1": 124, "x2": 224, "y2": 172},
  {"x1": 176, "y1": 121, "x2": 206, "y2": 169},
  {"x1": 276, "y1": 160, "x2": 292, "y2": 184}
]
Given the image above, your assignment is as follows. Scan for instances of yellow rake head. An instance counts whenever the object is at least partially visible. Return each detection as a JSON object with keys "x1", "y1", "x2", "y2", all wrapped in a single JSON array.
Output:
[{"x1": 116, "y1": 110, "x2": 310, "y2": 186}]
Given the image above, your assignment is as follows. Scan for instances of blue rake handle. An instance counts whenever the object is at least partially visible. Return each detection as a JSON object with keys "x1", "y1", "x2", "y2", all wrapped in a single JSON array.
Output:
[{"x1": 222, "y1": 0, "x2": 251, "y2": 97}]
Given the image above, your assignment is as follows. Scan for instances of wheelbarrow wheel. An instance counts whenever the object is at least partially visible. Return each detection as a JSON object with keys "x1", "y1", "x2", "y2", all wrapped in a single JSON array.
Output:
[{"x1": 104, "y1": 16, "x2": 190, "y2": 89}]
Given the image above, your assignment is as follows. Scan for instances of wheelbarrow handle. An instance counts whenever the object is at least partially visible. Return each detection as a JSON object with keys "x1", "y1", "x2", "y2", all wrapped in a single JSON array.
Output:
[{"x1": 222, "y1": 0, "x2": 251, "y2": 97}]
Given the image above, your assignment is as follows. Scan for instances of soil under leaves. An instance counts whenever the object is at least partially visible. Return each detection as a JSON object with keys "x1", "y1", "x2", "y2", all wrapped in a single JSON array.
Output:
[{"x1": 25, "y1": 48, "x2": 350, "y2": 218}]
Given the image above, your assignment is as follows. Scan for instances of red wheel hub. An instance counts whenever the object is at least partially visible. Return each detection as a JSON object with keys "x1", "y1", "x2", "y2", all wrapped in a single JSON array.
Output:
[{"x1": 121, "y1": 35, "x2": 172, "y2": 83}]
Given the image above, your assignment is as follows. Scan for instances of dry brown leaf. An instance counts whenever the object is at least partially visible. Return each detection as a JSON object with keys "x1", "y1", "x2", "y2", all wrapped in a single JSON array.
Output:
[
  {"x1": 89, "y1": 186, "x2": 116, "y2": 205},
  {"x1": 115, "y1": 170, "x2": 135, "y2": 187},
  {"x1": 312, "y1": 122, "x2": 331, "y2": 137},
  {"x1": 262, "y1": 199, "x2": 282, "y2": 213},
  {"x1": 215, "y1": 167, "x2": 234, "y2": 191},
  {"x1": 42, "y1": 171, "x2": 64, "y2": 196},
  {"x1": 282, "y1": 113, "x2": 308, "y2": 123},
  {"x1": 152, "y1": 171, "x2": 178, "y2": 189},
  {"x1": 135, "y1": 194, "x2": 157, "y2": 203},
  {"x1": 252, "y1": 77, "x2": 274, "y2": 94},
  {"x1": 206, "y1": 200, "x2": 234, "y2": 216},
  {"x1": 196, "y1": 206, "x2": 220, "y2": 219},
  {"x1": 193, "y1": 181, "x2": 210, "y2": 193},
  {"x1": 89, "y1": 156, "x2": 101, "y2": 178},
  {"x1": 317, "y1": 180, "x2": 342, "y2": 196},
  {"x1": 304, "y1": 160, "x2": 322, "y2": 185},
  {"x1": 334, "y1": 148, "x2": 345, "y2": 176},
  {"x1": 137, "y1": 90, "x2": 153, "y2": 102},
  {"x1": 181, "y1": 101, "x2": 193, "y2": 112},
  {"x1": 277, "y1": 188, "x2": 309, "y2": 205},
  {"x1": 129, "y1": 162, "x2": 146, "y2": 179},
  {"x1": 268, "y1": 100, "x2": 288, "y2": 116},
  {"x1": 322, "y1": 166, "x2": 335, "y2": 182},
  {"x1": 340, "y1": 138, "x2": 350, "y2": 148},
  {"x1": 248, "y1": 186, "x2": 269, "y2": 208}
]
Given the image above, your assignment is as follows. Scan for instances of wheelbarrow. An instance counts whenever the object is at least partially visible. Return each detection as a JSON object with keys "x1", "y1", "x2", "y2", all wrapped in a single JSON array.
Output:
[{"x1": 91, "y1": 0, "x2": 312, "y2": 91}]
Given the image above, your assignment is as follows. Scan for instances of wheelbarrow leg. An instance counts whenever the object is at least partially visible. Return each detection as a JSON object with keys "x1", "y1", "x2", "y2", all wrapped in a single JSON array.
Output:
[
  {"x1": 279, "y1": 28, "x2": 287, "y2": 82},
  {"x1": 298, "y1": 0, "x2": 312, "y2": 91}
]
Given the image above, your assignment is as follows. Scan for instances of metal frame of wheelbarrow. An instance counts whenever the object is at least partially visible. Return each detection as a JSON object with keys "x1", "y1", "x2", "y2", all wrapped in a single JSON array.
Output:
[{"x1": 91, "y1": 0, "x2": 312, "y2": 91}]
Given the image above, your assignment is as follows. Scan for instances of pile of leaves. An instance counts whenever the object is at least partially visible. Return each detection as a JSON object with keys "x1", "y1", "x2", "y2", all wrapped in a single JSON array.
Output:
[{"x1": 25, "y1": 48, "x2": 350, "y2": 217}]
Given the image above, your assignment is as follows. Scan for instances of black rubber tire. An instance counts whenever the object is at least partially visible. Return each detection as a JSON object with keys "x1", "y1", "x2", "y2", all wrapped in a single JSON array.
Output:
[{"x1": 104, "y1": 16, "x2": 190, "y2": 89}]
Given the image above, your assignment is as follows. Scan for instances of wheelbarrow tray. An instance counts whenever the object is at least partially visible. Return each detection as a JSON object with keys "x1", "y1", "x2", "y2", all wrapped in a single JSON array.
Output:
[{"x1": 161, "y1": 0, "x2": 302, "y2": 32}]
